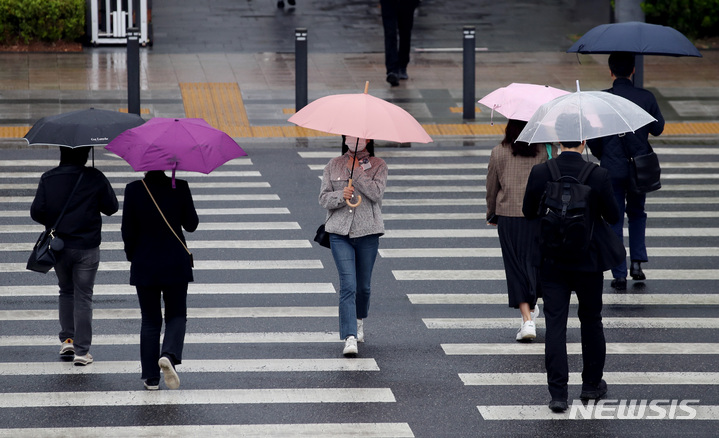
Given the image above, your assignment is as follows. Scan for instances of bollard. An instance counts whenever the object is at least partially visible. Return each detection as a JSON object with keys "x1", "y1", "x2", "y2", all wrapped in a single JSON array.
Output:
[
  {"x1": 633, "y1": 54, "x2": 644, "y2": 89},
  {"x1": 462, "y1": 26, "x2": 476, "y2": 120},
  {"x1": 127, "y1": 27, "x2": 141, "y2": 116},
  {"x1": 295, "y1": 28, "x2": 308, "y2": 111}
]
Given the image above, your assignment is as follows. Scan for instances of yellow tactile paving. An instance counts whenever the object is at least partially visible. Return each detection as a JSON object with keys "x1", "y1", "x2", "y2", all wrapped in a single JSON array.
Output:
[
  {"x1": 180, "y1": 82, "x2": 250, "y2": 132},
  {"x1": 1, "y1": 123, "x2": 718, "y2": 140}
]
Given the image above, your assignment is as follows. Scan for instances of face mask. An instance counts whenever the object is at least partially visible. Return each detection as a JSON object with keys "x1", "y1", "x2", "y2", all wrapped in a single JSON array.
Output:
[{"x1": 346, "y1": 136, "x2": 368, "y2": 152}]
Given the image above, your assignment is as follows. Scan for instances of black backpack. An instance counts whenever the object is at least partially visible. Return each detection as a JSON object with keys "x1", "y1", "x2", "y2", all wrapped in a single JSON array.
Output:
[{"x1": 538, "y1": 159, "x2": 596, "y2": 263}]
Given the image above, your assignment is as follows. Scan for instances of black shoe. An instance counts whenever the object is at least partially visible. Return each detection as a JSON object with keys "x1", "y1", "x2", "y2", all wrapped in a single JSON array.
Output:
[
  {"x1": 398, "y1": 68, "x2": 408, "y2": 80},
  {"x1": 277, "y1": 0, "x2": 284, "y2": 7},
  {"x1": 386, "y1": 72, "x2": 399, "y2": 86},
  {"x1": 630, "y1": 261, "x2": 646, "y2": 280},
  {"x1": 548, "y1": 399, "x2": 568, "y2": 413},
  {"x1": 580, "y1": 379, "x2": 608, "y2": 400},
  {"x1": 288, "y1": 0, "x2": 295, "y2": 4},
  {"x1": 611, "y1": 277, "x2": 626, "y2": 290}
]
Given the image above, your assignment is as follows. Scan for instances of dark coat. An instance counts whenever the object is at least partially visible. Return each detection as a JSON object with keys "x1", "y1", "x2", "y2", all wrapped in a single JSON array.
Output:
[
  {"x1": 31, "y1": 164, "x2": 118, "y2": 249},
  {"x1": 121, "y1": 171, "x2": 199, "y2": 286},
  {"x1": 587, "y1": 78, "x2": 665, "y2": 180},
  {"x1": 522, "y1": 151, "x2": 625, "y2": 272}
]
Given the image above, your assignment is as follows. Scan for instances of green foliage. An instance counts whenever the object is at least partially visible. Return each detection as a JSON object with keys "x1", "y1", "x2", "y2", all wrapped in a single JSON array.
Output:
[
  {"x1": 642, "y1": 0, "x2": 719, "y2": 39},
  {"x1": 0, "y1": 0, "x2": 85, "y2": 44}
]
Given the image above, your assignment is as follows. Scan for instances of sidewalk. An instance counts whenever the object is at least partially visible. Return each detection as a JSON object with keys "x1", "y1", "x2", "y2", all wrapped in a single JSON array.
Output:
[{"x1": 0, "y1": 47, "x2": 718, "y2": 145}]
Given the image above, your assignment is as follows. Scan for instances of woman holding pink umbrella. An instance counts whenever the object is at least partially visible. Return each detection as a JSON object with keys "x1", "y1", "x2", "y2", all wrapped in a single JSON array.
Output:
[{"x1": 319, "y1": 136, "x2": 388, "y2": 357}]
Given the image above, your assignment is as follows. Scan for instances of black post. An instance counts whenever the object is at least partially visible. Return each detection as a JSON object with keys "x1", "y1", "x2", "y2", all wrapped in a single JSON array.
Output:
[
  {"x1": 127, "y1": 27, "x2": 141, "y2": 116},
  {"x1": 295, "y1": 28, "x2": 308, "y2": 111},
  {"x1": 633, "y1": 54, "x2": 644, "y2": 89},
  {"x1": 462, "y1": 26, "x2": 476, "y2": 120}
]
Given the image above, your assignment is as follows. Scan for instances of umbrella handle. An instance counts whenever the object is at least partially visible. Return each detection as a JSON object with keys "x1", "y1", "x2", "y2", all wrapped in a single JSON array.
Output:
[{"x1": 345, "y1": 178, "x2": 362, "y2": 208}]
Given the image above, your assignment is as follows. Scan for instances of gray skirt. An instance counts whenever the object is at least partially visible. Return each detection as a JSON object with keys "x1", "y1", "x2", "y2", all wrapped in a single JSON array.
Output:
[{"x1": 497, "y1": 216, "x2": 540, "y2": 308}]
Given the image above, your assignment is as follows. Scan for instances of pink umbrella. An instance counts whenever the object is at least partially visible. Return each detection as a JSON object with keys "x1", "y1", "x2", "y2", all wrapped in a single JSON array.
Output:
[
  {"x1": 105, "y1": 118, "x2": 247, "y2": 187},
  {"x1": 478, "y1": 83, "x2": 570, "y2": 123},
  {"x1": 289, "y1": 82, "x2": 431, "y2": 207}
]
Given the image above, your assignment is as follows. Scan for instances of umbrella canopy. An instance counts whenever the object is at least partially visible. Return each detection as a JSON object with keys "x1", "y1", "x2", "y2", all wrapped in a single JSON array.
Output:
[
  {"x1": 567, "y1": 21, "x2": 702, "y2": 57},
  {"x1": 105, "y1": 118, "x2": 247, "y2": 183},
  {"x1": 478, "y1": 83, "x2": 570, "y2": 123},
  {"x1": 516, "y1": 81, "x2": 657, "y2": 144},
  {"x1": 24, "y1": 108, "x2": 146, "y2": 148},
  {"x1": 288, "y1": 83, "x2": 432, "y2": 144}
]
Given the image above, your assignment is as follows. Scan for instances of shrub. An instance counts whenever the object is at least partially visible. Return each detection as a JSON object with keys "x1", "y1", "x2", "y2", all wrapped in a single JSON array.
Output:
[
  {"x1": 0, "y1": 0, "x2": 85, "y2": 44},
  {"x1": 642, "y1": 0, "x2": 719, "y2": 39}
]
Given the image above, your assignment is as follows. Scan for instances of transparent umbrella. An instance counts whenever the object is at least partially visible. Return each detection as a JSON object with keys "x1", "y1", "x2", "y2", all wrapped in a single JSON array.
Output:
[{"x1": 516, "y1": 81, "x2": 657, "y2": 144}]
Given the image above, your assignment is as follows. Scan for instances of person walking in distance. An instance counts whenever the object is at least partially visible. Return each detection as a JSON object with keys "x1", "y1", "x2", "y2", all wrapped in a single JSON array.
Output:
[
  {"x1": 319, "y1": 136, "x2": 387, "y2": 357},
  {"x1": 121, "y1": 170, "x2": 199, "y2": 390},
  {"x1": 380, "y1": 0, "x2": 420, "y2": 86},
  {"x1": 587, "y1": 52, "x2": 665, "y2": 290},
  {"x1": 523, "y1": 138, "x2": 624, "y2": 413},
  {"x1": 486, "y1": 119, "x2": 555, "y2": 342},
  {"x1": 30, "y1": 146, "x2": 119, "y2": 366}
]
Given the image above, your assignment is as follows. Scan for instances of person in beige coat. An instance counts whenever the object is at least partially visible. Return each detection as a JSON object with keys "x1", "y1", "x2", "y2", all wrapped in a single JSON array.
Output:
[{"x1": 486, "y1": 119, "x2": 556, "y2": 342}]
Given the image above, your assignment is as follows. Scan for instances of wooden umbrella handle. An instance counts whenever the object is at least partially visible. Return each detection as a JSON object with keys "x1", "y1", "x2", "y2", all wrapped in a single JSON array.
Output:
[{"x1": 345, "y1": 178, "x2": 362, "y2": 207}]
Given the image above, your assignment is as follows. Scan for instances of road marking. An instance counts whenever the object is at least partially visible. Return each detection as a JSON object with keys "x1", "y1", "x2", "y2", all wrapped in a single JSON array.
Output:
[
  {"x1": 2, "y1": 240, "x2": 311, "y2": 251},
  {"x1": 477, "y1": 405, "x2": 719, "y2": 420},
  {"x1": 0, "y1": 182, "x2": 272, "y2": 190},
  {"x1": 382, "y1": 213, "x2": 483, "y2": 221},
  {"x1": 0, "y1": 388, "x2": 396, "y2": 408},
  {"x1": 424, "y1": 317, "x2": 719, "y2": 329},
  {"x1": 394, "y1": 269, "x2": 719, "y2": 281},
  {"x1": 308, "y1": 163, "x2": 488, "y2": 170},
  {"x1": 299, "y1": 151, "x2": 490, "y2": 158},
  {"x1": 0, "y1": 306, "x2": 337, "y2": 321},
  {"x1": 0, "y1": 194, "x2": 280, "y2": 203},
  {"x1": 0, "y1": 259, "x2": 323, "y2": 273},
  {"x1": 0, "y1": 159, "x2": 252, "y2": 167},
  {"x1": 0, "y1": 332, "x2": 340, "y2": 346},
  {"x1": 0, "y1": 171, "x2": 262, "y2": 179},
  {"x1": 0, "y1": 208, "x2": 291, "y2": 218},
  {"x1": 0, "y1": 222, "x2": 300, "y2": 233},
  {"x1": 0, "y1": 424, "x2": 415, "y2": 437},
  {"x1": 460, "y1": 372, "x2": 719, "y2": 386},
  {"x1": 0, "y1": 283, "x2": 334, "y2": 297},
  {"x1": 381, "y1": 197, "x2": 719, "y2": 206},
  {"x1": 442, "y1": 343, "x2": 719, "y2": 356},
  {"x1": 408, "y1": 293, "x2": 719, "y2": 305},
  {"x1": 0, "y1": 358, "x2": 380, "y2": 375},
  {"x1": 383, "y1": 228, "x2": 719, "y2": 239},
  {"x1": 382, "y1": 247, "x2": 719, "y2": 258}
]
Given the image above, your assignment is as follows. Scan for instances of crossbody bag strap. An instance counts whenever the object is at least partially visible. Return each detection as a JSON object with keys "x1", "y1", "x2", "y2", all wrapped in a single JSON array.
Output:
[
  {"x1": 51, "y1": 171, "x2": 84, "y2": 231},
  {"x1": 142, "y1": 180, "x2": 193, "y2": 262}
]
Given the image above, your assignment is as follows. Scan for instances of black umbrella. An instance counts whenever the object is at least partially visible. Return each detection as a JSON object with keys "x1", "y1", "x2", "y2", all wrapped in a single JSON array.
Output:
[
  {"x1": 24, "y1": 108, "x2": 146, "y2": 148},
  {"x1": 567, "y1": 21, "x2": 702, "y2": 87}
]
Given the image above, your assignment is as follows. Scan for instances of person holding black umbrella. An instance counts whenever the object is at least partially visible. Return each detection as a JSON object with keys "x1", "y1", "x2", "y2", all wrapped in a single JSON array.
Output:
[
  {"x1": 319, "y1": 136, "x2": 387, "y2": 357},
  {"x1": 30, "y1": 146, "x2": 119, "y2": 366}
]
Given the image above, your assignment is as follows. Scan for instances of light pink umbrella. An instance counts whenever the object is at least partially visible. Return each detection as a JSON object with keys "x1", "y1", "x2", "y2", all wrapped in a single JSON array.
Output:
[
  {"x1": 289, "y1": 82, "x2": 431, "y2": 206},
  {"x1": 478, "y1": 83, "x2": 570, "y2": 123}
]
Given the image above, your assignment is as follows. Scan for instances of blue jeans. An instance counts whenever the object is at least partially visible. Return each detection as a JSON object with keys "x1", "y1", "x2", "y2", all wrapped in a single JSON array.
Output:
[
  {"x1": 610, "y1": 177, "x2": 647, "y2": 278},
  {"x1": 55, "y1": 247, "x2": 100, "y2": 356},
  {"x1": 136, "y1": 284, "x2": 188, "y2": 381},
  {"x1": 329, "y1": 233, "x2": 380, "y2": 340}
]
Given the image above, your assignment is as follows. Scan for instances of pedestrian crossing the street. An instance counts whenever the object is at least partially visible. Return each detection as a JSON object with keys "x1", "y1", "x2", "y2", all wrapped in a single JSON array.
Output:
[
  {"x1": 300, "y1": 146, "x2": 719, "y2": 425},
  {"x1": 0, "y1": 151, "x2": 411, "y2": 436}
]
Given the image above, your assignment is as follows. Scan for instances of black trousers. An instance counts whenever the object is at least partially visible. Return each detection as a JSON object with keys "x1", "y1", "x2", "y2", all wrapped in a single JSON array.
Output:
[
  {"x1": 136, "y1": 283, "x2": 188, "y2": 381},
  {"x1": 541, "y1": 266, "x2": 605, "y2": 401},
  {"x1": 380, "y1": 0, "x2": 419, "y2": 74}
]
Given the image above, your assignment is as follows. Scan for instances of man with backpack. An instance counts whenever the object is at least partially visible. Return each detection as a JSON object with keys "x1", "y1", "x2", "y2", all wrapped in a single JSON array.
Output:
[{"x1": 523, "y1": 140, "x2": 624, "y2": 413}]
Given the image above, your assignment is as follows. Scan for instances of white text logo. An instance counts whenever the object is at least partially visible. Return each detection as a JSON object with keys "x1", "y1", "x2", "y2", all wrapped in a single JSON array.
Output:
[{"x1": 569, "y1": 399, "x2": 699, "y2": 420}]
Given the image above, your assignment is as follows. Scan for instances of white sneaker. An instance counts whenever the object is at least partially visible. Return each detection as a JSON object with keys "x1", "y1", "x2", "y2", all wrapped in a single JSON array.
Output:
[
  {"x1": 343, "y1": 336, "x2": 358, "y2": 356},
  {"x1": 73, "y1": 353, "x2": 93, "y2": 366},
  {"x1": 59, "y1": 338, "x2": 75, "y2": 357},
  {"x1": 530, "y1": 304, "x2": 541, "y2": 321},
  {"x1": 516, "y1": 320, "x2": 537, "y2": 342},
  {"x1": 158, "y1": 356, "x2": 180, "y2": 389},
  {"x1": 356, "y1": 319, "x2": 364, "y2": 343}
]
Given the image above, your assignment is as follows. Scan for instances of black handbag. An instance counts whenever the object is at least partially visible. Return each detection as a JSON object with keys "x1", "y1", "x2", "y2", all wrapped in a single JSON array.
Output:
[
  {"x1": 27, "y1": 172, "x2": 84, "y2": 273},
  {"x1": 314, "y1": 223, "x2": 331, "y2": 248},
  {"x1": 620, "y1": 135, "x2": 661, "y2": 194}
]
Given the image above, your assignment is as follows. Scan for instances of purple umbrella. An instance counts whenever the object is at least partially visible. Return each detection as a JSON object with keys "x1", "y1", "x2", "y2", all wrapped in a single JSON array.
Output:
[{"x1": 106, "y1": 118, "x2": 247, "y2": 187}]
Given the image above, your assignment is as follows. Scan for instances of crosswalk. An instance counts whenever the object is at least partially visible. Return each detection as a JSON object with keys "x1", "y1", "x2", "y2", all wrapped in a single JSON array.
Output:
[
  {"x1": 300, "y1": 146, "x2": 719, "y2": 424},
  {"x1": 0, "y1": 151, "x2": 411, "y2": 436}
]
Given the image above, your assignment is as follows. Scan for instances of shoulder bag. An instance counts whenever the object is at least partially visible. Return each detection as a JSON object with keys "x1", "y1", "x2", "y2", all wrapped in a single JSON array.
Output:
[
  {"x1": 27, "y1": 172, "x2": 84, "y2": 273},
  {"x1": 142, "y1": 180, "x2": 194, "y2": 267},
  {"x1": 620, "y1": 135, "x2": 661, "y2": 194}
]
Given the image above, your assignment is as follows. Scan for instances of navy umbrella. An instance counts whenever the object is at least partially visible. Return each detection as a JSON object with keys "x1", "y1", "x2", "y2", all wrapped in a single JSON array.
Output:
[{"x1": 567, "y1": 21, "x2": 702, "y2": 57}]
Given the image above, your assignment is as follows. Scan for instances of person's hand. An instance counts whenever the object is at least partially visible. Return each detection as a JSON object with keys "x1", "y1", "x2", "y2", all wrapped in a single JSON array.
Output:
[
  {"x1": 487, "y1": 222, "x2": 497, "y2": 227},
  {"x1": 343, "y1": 186, "x2": 355, "y2": 200}
]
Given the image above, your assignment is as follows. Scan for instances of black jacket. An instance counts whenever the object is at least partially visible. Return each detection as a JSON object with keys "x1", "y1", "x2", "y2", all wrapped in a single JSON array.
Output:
[
  {"x1": 30, "y1": 164, "x2": 118, "y2": 249},
  {"x1": 523, "y1": 151, "x2": 625, "y2": 272},
  {"x1": 587, "y1": 78, "x2": 665, "y2": 180},
  {"x1": 121, "y1": 171, "x2": 199, "y2": 286}
]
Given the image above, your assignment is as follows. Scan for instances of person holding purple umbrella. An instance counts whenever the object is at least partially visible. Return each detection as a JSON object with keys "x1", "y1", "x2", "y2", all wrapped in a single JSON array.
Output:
[
  {"x1": 319, "y1": 136, "x2": 388, "y2": 357},
  {"x1": 121, "y1": 170, "x2": 199, "y2": 390},
  {"x1": 486, "y1": 120, "x2": 556, "y2": 342}
]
